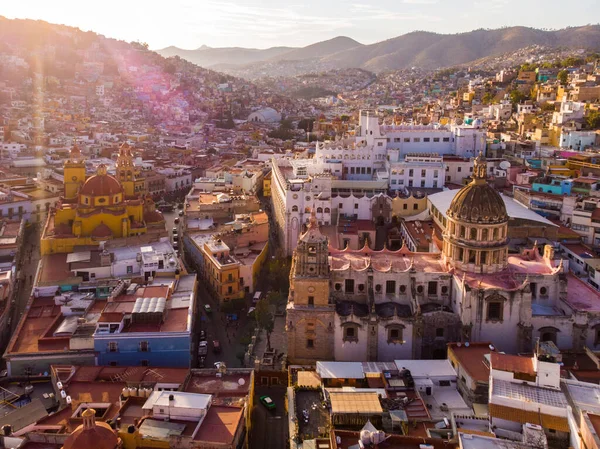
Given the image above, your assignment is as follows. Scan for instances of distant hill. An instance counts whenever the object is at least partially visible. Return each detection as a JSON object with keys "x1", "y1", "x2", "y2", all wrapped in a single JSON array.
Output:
[
  {"x1": 324, "y1": 26, "x2": 600, "y2": 72},
  {"x1": 156, "y1": 45, "x2": 295, "y2": 67},
  {"x1": 156, "y1": 36, "x2": 363, "y2": 68},
  {"x1": 160, "y1": 26, "x2": 600, "y2": 76}
]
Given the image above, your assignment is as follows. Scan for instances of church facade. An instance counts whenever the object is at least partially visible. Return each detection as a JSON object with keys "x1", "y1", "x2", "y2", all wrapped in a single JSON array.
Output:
[
  {"x1": 286, "y1": 155, "x2": 600, "y2": 364},
  {"x1": 41, "y1": 143, "x2": 164, "y2": 255}
]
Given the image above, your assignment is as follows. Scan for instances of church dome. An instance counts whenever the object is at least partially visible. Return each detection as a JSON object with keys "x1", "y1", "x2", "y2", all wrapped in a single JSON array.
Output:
[
  {"x1": 447, "y1": 153, "x2": 508, "y2": 225},
  {"x1": 80, "y1": 165, "x2": 123, "y2": 197},
  {"x1": 62, "y1": 408, "x2": 119, "y2": 449}
]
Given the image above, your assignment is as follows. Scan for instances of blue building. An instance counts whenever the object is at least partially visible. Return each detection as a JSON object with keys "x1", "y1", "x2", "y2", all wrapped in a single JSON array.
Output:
[
  {"x1": 94, "y1": 274, "x2": 197, "y2": 367},
  {"x1": 532, "y1": 177, "x2": 572, "y2": 196}
]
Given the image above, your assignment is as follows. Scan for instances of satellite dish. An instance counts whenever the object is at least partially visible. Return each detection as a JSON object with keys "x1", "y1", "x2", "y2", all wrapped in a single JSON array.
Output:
[
  {"x1": 465, "y1": 342, "x2": 470, "y2": 347},
  {"x1": 456, "y1": 342, "x2": 462, "y2": 347},
  {"x1": 499, "y1": 161, "x2": 511, "y2": 170},
  {"x1": 238, "y1": 378, "x2": 246, "y2": 386},
  {"x1": 489, "y1": 345, "x2": 495, "y2": 351}
]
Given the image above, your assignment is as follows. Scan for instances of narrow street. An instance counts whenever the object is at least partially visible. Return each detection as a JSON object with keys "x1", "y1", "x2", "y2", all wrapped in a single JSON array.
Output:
[{"x1": 11, "y1": 223, "x2": 42, "y2": 334}]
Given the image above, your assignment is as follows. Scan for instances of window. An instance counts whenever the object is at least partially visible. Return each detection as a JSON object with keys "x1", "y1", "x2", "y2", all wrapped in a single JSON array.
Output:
[
  {"x1": 386, "y1": 280, "x2": 396, "y2": 294},
  {"x1": 416, "y1": 285, "x2": 424, "y2": 294},
  {"x1": 421, "y1": 169, "x2": 426, "y2": 177},
  {"x1": 358, "y1": 284, "x2": 365, "y2": 292},
  {"x1": 470, "y1": 228, "x2": 477, "y2": 240},
  {"x1": 409, "y1": 169, "x2": 414, "y2": 177},
  {"x1": 443, "y1": 137, "x2": 450, "y2": 142},
  {"x1": 108, "y1": 342, "x2": 118, "y2": 352},
  {"x1": 375, "y1": 284, "x2": 382, "y2": 292},
  {"x1": 413, "y1": 204, "x2": 419, "y2": 210},
  {"x1": 308, "y1": 296, "x2": 314, "y2": 306},
  {"x1": 487, "y1": 302, "x2": 503, "y2": 321},
  {"x1": 292, "y1": 205, "x2": 298, "y2": 212},
  {"x1": 424, "y1": 137, "x2": 430, "y2": 142},
  {"x1": 433, "y1": 137, "x2": 440, "y2": 142},
  {"x1": 414, "y1": 138, "x2": 421, "y2": 143},
  {"x1": 307, "y1": 339, "x2": 314, "y2": 348},
  {"x1": 428, "y1": 281, "x2": 437, "y2": 295},
  {"x1": 388, "y1": 327, "x2": 403, "y2": 343},
  {"x1": 457, "y1": 167, "x2": 462, "y2": 173},
  {"x1": 344, "y1": 326, "x2": 358, "y2": 342},
  {"x1": 540, "y1": 286, "x2": 548, "y2": 296},
  {"x1": 441, "y1": 285, "x2": 448, "y2": 295},
  {"x1": 403, "y1": 204, "x2": 408, "y2": 210},
  {"x1": 139, "y1": 341, "x2": 149, "y2": 352},
  {"x1": 435, "y1": 328, "x2": 444, "y2": 337},
  {"x1": 399, "y1": 285, "x2": 406, "y2": 294},
  {"x1": 403, "y1": 138, "x2": 410, "y2": 143},
  {"x1": 345, "y1": 279, "x2": 354, "y2": 293},
  {"x1": 335, "y1": 283, "x2": 342, "y2": 291},
  {"x1": 354, "y1": 204, "x2": 358, "y2": 209},
  {"x1": 394, "y1": 138, "x2": 400, "y2": 142}
]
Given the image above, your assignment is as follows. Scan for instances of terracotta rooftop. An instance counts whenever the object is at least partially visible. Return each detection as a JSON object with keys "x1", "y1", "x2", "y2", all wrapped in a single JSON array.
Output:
[
  {"x1": 565, "y1": 274, "x2": 600, "y2": 312},
  {"x1": 448, "y1": 342, "x2": 493, "y2": 383},
  {"x1": 194, "y1": 406, "x2": 243, "y2": 443},
  {"x1": 490, "y1": 353, "x2": 535, "y2": 376}
]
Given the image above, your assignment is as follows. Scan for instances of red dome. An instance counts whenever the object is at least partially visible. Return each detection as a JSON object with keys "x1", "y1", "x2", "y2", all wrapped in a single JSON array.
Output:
[{"x1": 80, "y1": 166, "x2": 122, "y2": 197}]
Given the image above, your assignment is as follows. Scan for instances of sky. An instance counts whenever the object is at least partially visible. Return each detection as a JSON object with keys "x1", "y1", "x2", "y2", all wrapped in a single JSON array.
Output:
[{"x1": 2, "y1": 0, "x2": 600, "y2": 50}]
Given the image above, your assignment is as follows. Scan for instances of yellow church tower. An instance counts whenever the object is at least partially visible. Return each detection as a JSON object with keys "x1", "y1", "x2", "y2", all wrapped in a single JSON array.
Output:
[
  {"x1": 116, "y1": 143, "x2": 145, "y2": 197},
  {"x1": 63, "y1": 143, "x2": 86, "y2": 200}
]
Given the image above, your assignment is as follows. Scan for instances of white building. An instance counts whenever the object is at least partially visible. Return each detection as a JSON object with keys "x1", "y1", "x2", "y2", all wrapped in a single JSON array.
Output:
[
  {"x1": 247, "y1": 107, "x2": 281, "y2": 123},
  {"x1": 552, "y1": 101, "x2": 585, "y2": 125},
  {"x1": 560, "y1": 129, "x2": 598, "y2": 150}
]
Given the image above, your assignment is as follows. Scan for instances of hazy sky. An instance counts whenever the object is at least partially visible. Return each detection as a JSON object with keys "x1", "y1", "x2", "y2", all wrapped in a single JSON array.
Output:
[{"x1": 3, "y1": 0, "x2": 599, "y2": 50}]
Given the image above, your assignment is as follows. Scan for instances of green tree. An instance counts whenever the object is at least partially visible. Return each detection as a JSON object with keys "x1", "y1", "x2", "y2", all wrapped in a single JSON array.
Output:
[
  {"x1": 509, "y1": 89, "x2": 527, "y2": 105},
  {"x1": 557, "y1": 70, "x2": 569, "y2": 85},
  {"x1": 586, "y1": 110, "x2": 600, "y2": 129},
  {"x1": 297, "y1": 118, "x2": 315, "y2": 132},
  {"x1": 482, "y1": 92, "x2": 495, "y2": 105},
  {"x1": 561, "y1": 57, "x2": 584, "y2": 68},
  {"x1": 255, "y1": 298, "x2": 274, "y2": 351}
]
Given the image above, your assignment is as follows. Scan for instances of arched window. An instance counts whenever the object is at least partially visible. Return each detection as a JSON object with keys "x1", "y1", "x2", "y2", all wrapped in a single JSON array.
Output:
[
  {"x1": 317, "y1": 207, "x2": 323, "y2": 213},
  {"x1": 324, "y1": 208, "x2": 330, "y2": 213},
  {"x1": 460, "y1": 226, "x2": 465, "y2": 238},
  {"x1": 292, "y1": 205, "x2": 298, "y2": 212},
  {"x1": 470, "y1": 228, "x2": 477, "y2": 240},
  {"x1": 482, "y1": 229, "x2": 488, "y2": 240}
]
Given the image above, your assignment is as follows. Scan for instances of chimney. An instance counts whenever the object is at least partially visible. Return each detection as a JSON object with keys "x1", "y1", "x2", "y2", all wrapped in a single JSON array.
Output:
[{"x1": 82, "y1": 408, "x2": 96, "y2": 430}]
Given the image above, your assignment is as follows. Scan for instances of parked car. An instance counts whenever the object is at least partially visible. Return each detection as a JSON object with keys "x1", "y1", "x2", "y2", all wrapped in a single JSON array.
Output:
[
  {"x1": 199, "y1": 330, "x2": 206, "y2": 341},
  {"x1": 204, "y1": 304, "x2": 212, "y2": 314},
  {"x1": 172, "y1": 227, "x2": 178, "y2": 235},
  {"x1": 174, "y1": 217, "x2": 180, "y2": 225},
  {"x1": 260, "y1": 395, "x2": 276, "y2": 411},
  {"x1": 198, "y1": 341, "x2": 208, "y2": 356},
  {"x1": 212, "y1": 340, "x2": 221, "y2": 353},
  {"x1": 178, "y1": 210, "x2": 184, "y2": 217}
]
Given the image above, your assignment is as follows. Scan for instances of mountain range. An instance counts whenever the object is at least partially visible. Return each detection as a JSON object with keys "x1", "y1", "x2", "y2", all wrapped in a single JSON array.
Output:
[{"x1": 158, "y1": 26, "x2": 600, "y2": 75}]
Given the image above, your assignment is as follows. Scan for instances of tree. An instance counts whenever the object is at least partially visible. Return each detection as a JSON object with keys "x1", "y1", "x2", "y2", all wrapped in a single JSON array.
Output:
[
  {"x1": 297, "y1": 118, "x2": 315, "y2": 132},
  {"x1": 509, "y1": 89, "x2": 527, "y2": 106},
  {"x1": 586, "y1": 110, "x2": 600, "y2": 129},
  {"x1": 482, "y1": 92, "x2": 495, "y2": 105},
  {"x1": 255, "y1": 298, "x2": 274, "y2": 351},
  {"x1": 557, "y1": 70, "x2": 569, "y2": 85}
]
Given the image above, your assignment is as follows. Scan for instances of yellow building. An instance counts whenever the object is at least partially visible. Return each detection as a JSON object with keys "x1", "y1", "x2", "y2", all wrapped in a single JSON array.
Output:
[
  {"x1": 41, "y1": 143, "x2": 165, "y2": 255},
  {"x1": 263, "y1": 171, "x2": 272, "y2": 197},
  {"x1": 203, "y1": 238, "x2": 245, "y2": 303}
]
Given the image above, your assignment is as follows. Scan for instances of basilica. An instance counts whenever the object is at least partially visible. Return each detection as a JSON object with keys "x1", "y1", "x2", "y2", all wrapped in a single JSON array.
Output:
[
  {"x1": 41, "y1": 143, "x2": 165, "y2": 255},
  {"x1": 286, "y1": 154, "x2": 600, "y2": 364}
]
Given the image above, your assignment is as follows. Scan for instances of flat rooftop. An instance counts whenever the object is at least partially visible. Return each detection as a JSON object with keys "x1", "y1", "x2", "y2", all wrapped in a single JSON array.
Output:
[{"x1": 194, "y1": 405, "x2": 243, "y2": 444}]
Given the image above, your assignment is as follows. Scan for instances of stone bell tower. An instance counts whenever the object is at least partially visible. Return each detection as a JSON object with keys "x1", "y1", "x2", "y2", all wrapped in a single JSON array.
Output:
[{"x1": 286, "y1": 210, "x2": 335, "y2": 364}]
